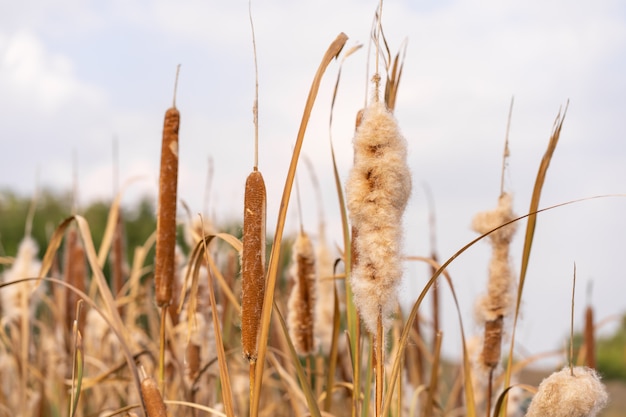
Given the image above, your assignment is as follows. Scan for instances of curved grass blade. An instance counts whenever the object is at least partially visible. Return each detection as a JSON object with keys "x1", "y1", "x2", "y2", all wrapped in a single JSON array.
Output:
[
  {"x1": 250, "y1": 32, "x2": 348, "y2": 417},
  {"x1": 273, "y1": 301, "x2": 322, "y2": 417}
]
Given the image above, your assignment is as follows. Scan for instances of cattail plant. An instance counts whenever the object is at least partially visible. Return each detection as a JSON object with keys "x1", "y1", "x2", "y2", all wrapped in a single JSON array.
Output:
[
  {"x1": 345, "y1": 95, "x2": 411, "y2": 336},
  {"x1": 241, "y1": 170, "x2": 267, "y2": 363},
  {"x1": 155, "y1": 65, "x2": 181, "y2": 390},
  {"x1": 471, "y1": 192, "x2": 517, "y2": 369},
  {"x1": 287, "y1": 230, "x2": 317, "y2": 357},
  {"x1": 64, "y1": 228, "x2": 86, "y2": 337},
  {"x1": 471, "y1": 191, "x2": 517, "y2": 415},
  {"x1": 525, "y1": 366, "x2": 608, "y2": 417},
  {"x1": 241, "y1": 3, "x2": 267, "y2": 367},
  {"x1": 155, "y1": 90, "x2": 180, "y2": 308}
]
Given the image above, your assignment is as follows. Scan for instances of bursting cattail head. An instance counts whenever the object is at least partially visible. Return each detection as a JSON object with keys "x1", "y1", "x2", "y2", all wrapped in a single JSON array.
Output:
[
  {"x1": 346, "y1": 99, "x2": 411, "y2": 334},
  {"x1": 525, "y1": 366, "x2": 608, "y2": 417},
  {"x1": 287, "y1": 230, "x2": 317, "y2": 356},
  {"x1": 472, "y1": 192, "x2": 517, "y2": 322},
  {"x1": 240, "y1": 169, "x2": 267, "y2": 362},
  {"x1": 155, "y1": 105, "x2": 180, "y2": 307}
]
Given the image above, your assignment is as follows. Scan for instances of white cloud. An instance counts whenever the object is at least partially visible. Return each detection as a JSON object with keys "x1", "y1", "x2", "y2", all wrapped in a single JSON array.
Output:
[{"x1": 0, "y1": 30, "x2": 105, "y2": 112}]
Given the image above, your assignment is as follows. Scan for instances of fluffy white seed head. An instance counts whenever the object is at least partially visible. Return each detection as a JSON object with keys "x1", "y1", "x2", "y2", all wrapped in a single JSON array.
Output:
[
  {"x1": 472, "y1": 192, "x2": 518, "y2": 321},
  {"x1": 346, "y1": 100, "x2": 411, "y2": 334},
  {"x1": 525, "y1": 366, "x2": 608, "y2": 417}
]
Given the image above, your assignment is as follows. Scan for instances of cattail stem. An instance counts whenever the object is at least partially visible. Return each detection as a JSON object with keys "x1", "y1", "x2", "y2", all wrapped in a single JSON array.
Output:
[
  {"x1": 155, "y1": 69, "x2": 181, "y2": 396},
  {"x1": 158, "y1": 307, "x2": 167, "y2": 393},
  {"x1": 375, "y1": 309, "x2": 383, "y2": 417}
]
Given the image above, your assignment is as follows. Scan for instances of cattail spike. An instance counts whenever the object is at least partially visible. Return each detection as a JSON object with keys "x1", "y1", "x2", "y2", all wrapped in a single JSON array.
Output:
[
  {"x1": 140, "y1": 374, "x2": 169, "y2": 417},
  {"x1": 155, "y1": 102, "x2": 180, "y2": 307},
  {"x1": 287, "y1": 230, "x2": 317, "y2": 356},
  {"x1": 241, "y1": 170, "x2": 267, "y2": 362}
]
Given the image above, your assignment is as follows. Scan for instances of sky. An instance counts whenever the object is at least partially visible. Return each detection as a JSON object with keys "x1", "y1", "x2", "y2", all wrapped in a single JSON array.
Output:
[{"x1": 1, "y1": 0, "x2": 626, "y2": 366}]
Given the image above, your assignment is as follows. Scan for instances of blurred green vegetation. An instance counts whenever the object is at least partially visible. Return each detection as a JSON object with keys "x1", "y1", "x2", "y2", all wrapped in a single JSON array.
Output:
[
  {"x1": 595, "y1": 316, "x2": 626, "y2": 381},
  {"x1": 571, "y1": 314, "x2": 626, "y2": 382},
  {"x1": 0, "y1": 188, "x2": 158, "y2": 277}
]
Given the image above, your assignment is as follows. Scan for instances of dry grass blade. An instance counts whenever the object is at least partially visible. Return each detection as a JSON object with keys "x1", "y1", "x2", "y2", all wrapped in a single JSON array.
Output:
[
  {"x1": 491, "y1": 384, "x2": 537, "y2": 417},
  {"x1": 69, "y1": 301, "x2": 84, "y2": 417},
  {"x1": 322, "y1": 275, "x2": 341, "y2": 412},
  {"x1": 502, "y1": 102, "x2": 568, "y2": 415},
  {"x1": 328, "y1": 43, "x2": 362, "y2": 393},
  {"x1": 273, "y1": 301, "x2": 322, "y2": 417},
  {"x1": 381, "y1": 249, "x2": 487, "y2": 417},
  {"x1": 200, "y1": 219, "x2": 235, "y2": 417},
  {"x1": 423, "y1": 331, "x2": 442, "y2": 417},
  {"x1": 96, "y1": 176, "x2": 148, "y2": 268},
  {"x1": 515, "y1": 102, "x2": 568, "y2": 316},
  {"x1": 384, "y1": 38, "x2": 407, "y2": 112},
  {"x1": 164, "y1": 400, "x2": 227, "y2": 416},
  {"x1": 36, "y1": 215, "x2": 144, "y2": 411},
  {"x1": 250, "y1": 32, "x2": 347, "y2": 417}
]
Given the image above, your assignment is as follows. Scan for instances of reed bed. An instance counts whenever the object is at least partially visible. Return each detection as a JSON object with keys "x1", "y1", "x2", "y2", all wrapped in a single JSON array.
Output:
[{"x1": 0, "y1": 11, "x2": 622, "y2": 417}]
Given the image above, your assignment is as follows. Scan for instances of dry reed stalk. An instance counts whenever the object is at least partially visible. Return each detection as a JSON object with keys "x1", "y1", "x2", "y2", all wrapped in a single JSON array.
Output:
[
  {"x1": 346, "y1": 97, "x2": 411, "y2": 335},
  {"x1": 287, "y1": 230, "x2": 317, "y2": 356},
  {"x1": 155, "y1": 103, "x2": 180, "y2": 308},
  {"x1": 140, "y1": 374, "x2": 169, "y2": 417},
  {"x1": 241, "y1": 169, "x2": 267, "y2": 363},
  {"x1": 525, "y1": 366, "x2": 608, "y2": 417}
]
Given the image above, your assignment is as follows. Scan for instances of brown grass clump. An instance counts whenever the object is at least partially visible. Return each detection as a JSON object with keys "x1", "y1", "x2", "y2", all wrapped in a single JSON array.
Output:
[
  {"x1": 287, "y1": 230, "x2": 317, "y2": 356},
  {"x1": 346, "y1": 98, "x2": 411, "y2": 334},
  {"x1": 525, "y1": 366, "x2": 608, "y2": 417},
  {"x1": 241, "y1": 169, "x2": 267, "y2": 363},
  {"x1": 155, "y1": 105, "x2": 180, "y2": 307}
]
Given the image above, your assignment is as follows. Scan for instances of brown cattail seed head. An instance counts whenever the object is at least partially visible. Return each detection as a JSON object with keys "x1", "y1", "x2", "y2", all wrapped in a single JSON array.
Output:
[
  {"x1": 241, "y1": 170, "x2": 267, "y2": 362},
  {"x1": 314, "y1": 231, "x2": 335, "y2": 355},
  {"x1": 346, "y1": 99, "x2": 411, "y2": 334},
  {"x1": 64, "y1": 228, "x2": 87, "y2": 335},
  {"x1": 525, "y1": 366, "x2": 608, "y2": 417},
  {"x1": 287, "y1": 231, "x2": 317, "y2": 356},
  {"x1": 140, "y1": 375, "x2": 168, "y2": 417},
  {"x1": 155, "y1": 107, "x2": 180, "y2": 307}
]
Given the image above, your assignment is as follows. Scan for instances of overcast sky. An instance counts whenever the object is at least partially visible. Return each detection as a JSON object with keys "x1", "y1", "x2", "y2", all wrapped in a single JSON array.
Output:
[{"x1": 1, "y1": 0, "x2": 625, "y2": 365}]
